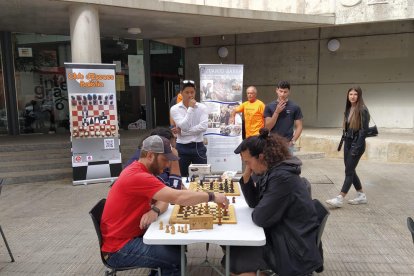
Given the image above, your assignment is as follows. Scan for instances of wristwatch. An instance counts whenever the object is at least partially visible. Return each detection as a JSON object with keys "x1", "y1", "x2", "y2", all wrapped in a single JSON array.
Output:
[{"x1": 151, "y1": 206, "x2": 161, "y2": 216}]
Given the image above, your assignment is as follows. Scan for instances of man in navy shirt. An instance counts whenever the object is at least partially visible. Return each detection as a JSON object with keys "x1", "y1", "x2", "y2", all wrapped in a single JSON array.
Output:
[{"x1": 264, "y1": 81, "x2": 303, "y2": 148}]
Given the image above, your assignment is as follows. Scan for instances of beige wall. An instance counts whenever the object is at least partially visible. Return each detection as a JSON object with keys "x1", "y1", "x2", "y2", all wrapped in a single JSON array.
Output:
[{"x1": 185, "y1": 21, "x2": 414, "y2": 131}]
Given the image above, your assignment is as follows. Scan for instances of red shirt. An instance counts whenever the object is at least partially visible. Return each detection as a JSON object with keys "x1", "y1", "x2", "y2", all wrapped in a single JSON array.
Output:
[{"x1": 101, "y1": 162, "x2": 165, "y2": 252}]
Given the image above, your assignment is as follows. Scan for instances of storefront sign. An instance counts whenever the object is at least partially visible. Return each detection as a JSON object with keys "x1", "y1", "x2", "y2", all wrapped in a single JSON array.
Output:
[{"x1": 18, "y1": 47, "x2": 33, "y2": 57}]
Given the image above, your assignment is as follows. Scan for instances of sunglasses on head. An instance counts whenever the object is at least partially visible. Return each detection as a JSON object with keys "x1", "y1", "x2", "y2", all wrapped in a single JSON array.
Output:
[{"x1": 182, "y1": 80, "x2": 195, "y2": 84}]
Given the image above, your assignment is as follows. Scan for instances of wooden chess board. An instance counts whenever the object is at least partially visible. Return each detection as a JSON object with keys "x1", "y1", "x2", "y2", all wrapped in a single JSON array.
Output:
[
  {"x1": 188, "y1": 180, "x2": 241, "y2": 196},
  {"x1": 169, "y1": 203, "x2": 237, "y2": 225}
]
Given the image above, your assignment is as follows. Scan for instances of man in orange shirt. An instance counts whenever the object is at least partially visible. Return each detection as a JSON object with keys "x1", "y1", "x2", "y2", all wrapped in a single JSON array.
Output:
[{"x1": 230, "y1": 86, "x2": 265, "y2": 138}]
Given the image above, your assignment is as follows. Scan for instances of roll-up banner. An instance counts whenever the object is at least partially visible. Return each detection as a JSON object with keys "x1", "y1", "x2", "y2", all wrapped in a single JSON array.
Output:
[
  {"x1": 199, "y1": 64, "x2": 243, "y2": 173},
  {"x1": 65, "y1": 63, "x2": 122, "y2": 185}
]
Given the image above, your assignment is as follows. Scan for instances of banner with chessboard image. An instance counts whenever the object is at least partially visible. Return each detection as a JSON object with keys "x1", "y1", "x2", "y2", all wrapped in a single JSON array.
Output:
[
  {"x1": 199, "y1": 64, "x2": 243, "y2": 173},
  {"x1": 65, "y1": 63, "x2": 122, "y2": 185}
]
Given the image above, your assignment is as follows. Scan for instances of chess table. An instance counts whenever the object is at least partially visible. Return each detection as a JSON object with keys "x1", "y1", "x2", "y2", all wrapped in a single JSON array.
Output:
[{"x1": 144, "y1": 180, "x2": 266, "y2": 276}]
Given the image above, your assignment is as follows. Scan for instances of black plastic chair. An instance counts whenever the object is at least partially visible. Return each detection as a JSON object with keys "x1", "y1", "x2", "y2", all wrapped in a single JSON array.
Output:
[
  {"x1": 89, "y1": 199, "x2": 161, "y2": 276},
  {"x1": 313, "y1": 199, "x2": 330, "y2": 273},
  {"x1": 407, "y1": 217, "x2": 414, "y2": 244},
  {"x1": 0, "y1": 178, "x2": 15, "y2": 262}
]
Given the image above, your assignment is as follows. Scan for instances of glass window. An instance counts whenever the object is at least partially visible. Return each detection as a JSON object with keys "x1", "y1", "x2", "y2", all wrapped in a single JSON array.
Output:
[
  {"x1": 14, "y1": 33, "x2": 71, "y2": 134},
  {"x1": 0, "y1": 43, "x2": 6, "y2": 134}
]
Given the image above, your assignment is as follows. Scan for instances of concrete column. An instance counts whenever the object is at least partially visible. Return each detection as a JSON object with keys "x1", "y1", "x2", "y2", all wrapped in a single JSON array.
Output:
[{"x1": 69, "y1": 4, "x2": 101, "y2": 63}]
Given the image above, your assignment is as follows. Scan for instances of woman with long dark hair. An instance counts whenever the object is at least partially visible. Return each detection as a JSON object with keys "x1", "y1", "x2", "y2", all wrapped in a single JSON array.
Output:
[
  {"x1": 230, "y1": 128, "x2": 322, "y2": 276},
  {"x1": 326, "y1": 86, "x2": 369, "y2": 208}
]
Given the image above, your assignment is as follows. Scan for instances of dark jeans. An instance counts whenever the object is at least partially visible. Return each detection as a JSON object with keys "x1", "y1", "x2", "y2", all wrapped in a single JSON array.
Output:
[
  {"x1": 226, "y1": 245, "x2": 268, "y2": 273},
  {"x1": 107, "y1": 237, "x2": 181, "y2": 276},
  {"x1": 341, "y1": 138, "x2": 365, "y2": 194},
  {"x1": 176, "y1": 142, "x2": 207, "y2": 176}
]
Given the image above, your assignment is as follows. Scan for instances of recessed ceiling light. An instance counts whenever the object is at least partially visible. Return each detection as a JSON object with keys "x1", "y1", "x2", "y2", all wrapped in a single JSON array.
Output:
[{"x1": 127, "y1": 27, "x2": 141, "y2": 35}]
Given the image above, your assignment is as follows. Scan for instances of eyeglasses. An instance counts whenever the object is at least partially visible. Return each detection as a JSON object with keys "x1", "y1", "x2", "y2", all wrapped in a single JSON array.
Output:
[{"x1": 182, "y1": 80, "x2": 195, "y2": 84}]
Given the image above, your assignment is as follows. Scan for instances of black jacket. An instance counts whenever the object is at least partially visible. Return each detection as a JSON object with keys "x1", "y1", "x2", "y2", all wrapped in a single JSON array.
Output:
[
  {"x1": 240, "y1": 157, "x2": 322, "y2": 276},
  {"x1": 344, "y1": 106, "x2": 369, "y2": 153}
]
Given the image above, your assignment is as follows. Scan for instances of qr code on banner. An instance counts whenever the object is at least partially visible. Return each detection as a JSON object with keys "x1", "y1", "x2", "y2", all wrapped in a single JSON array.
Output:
[{"x1": 104, "y1": 139, "x2": 115, "y2": 149}]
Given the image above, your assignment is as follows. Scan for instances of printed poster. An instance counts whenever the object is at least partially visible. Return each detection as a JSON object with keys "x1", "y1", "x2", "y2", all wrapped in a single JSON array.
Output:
[
  {"x1": 65, "y1": 63, "x2": 122, "y2": 185},
  {"x1": 199, "y1": 64, "x2": 243, "y2": 173}
]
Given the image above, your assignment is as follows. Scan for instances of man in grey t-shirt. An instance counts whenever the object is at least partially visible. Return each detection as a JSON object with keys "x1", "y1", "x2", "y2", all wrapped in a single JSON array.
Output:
[{"x1": 264, "y1": 81, "x2": 303, "y2": 148}]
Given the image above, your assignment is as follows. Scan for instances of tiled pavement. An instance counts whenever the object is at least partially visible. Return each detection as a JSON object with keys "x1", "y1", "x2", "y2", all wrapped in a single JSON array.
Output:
[{"x1": 0, "y1": 157, "x2": 414, "y2": 275}]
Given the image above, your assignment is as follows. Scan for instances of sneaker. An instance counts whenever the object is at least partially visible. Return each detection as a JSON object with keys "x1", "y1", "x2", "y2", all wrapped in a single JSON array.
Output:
[
  {"x1": 326, "y1": 195, "x2": 343, "y2": 208},
  {"x1": 348, "y1": 192, "x2": 367, "y2": 205}
]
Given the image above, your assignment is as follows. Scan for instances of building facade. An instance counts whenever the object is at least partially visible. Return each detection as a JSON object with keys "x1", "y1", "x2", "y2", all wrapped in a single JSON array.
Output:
[{"x1": 0, "y1": 0, "x2": 413, "y2": 135}]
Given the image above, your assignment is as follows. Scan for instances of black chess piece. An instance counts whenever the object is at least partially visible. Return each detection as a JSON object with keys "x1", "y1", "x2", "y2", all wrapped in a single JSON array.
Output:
[
  {"x1": 87, "y1": 94, "x2": 92, "y2": 100},
  {"x1": 224, "y1": 183, "x2": 229, "y2": 193},
  {"x1": 93, "y1": 94, "x2": 97, "y2": 100}
]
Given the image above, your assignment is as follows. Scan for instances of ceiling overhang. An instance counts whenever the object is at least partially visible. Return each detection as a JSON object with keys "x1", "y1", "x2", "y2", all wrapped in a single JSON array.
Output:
[{"x1": 0, "y1": 0, "x2": 335, "y2": 40}]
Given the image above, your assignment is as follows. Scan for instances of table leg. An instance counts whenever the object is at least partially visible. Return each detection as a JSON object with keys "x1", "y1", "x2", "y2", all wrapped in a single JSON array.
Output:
[
  {"x1": 225, "y1": 245, "x2": 230, "y2": 276},
  {"x1": 181, "y1": 245, "x2": 186, "y2": 276}
]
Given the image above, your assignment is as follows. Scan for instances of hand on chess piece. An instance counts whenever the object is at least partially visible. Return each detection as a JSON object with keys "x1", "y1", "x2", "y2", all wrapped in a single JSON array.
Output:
[{"x1": 213, "y1": 193, "x2": 229, "y2": 207}]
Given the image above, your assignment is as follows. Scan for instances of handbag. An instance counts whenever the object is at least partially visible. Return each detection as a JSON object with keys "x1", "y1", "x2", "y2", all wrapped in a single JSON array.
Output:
[{"x1": 366, "y1": 125, "x2": 378, "y2": 137}]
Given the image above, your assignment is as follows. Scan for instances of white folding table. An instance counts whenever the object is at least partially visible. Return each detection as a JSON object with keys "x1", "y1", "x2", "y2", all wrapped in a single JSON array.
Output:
[{"x1": 143, "y1": 185, "x2": 266, "y2": 276}]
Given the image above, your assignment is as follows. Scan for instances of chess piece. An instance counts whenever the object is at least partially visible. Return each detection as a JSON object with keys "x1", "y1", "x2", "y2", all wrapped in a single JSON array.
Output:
[
  {"x1": 171, "y1": 225, "x2": 175, "y2": 235},
  {"x1": 232, "y1": 197, "x2": 236, "y2": 203},
  {"x1": 184, "y1": 224, "x2": 188, "y2": 233},
  {"x1": 165, "y1": 225, "x2": 170, "y2": 233},
  {"x1": 159, "y1": 221, "x2": 163, "y2": 230}
]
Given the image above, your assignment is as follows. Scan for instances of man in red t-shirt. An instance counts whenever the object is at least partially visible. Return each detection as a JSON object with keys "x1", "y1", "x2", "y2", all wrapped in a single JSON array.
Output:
[{"x1": 101, "y1": 135, "x2": 228, "y2": 275}]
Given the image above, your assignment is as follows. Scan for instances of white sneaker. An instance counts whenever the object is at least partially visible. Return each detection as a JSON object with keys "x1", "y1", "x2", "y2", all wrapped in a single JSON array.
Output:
[
  {"x1": 348, "y1": 192, "x2": 367, "y2": 205},
  {"x1": 326, "y1": 195, "x2": 343, "y2": 208}
]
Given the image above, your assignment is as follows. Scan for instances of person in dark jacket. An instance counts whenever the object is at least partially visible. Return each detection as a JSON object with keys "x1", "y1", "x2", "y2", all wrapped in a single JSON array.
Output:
[
  {"x1": 326, "y1": 86, "x2": 369, "y2": 208},
  {"x1": 231, "y1": 128, "x2": 322, "y2": 276}
]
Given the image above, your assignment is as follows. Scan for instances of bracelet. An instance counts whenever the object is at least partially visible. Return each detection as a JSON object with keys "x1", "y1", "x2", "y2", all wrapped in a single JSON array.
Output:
[
  {"x1": 207, "y1": 192, "x2": 215, "y2": 202},
  {"x1": 151, "y1": 206, "x2": 161, "y2": 216}
]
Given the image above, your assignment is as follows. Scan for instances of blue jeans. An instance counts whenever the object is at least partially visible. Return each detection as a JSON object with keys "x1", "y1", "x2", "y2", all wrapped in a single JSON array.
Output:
[{"x1": 107, "y1": 237, "x2": 181, "y2": 276}]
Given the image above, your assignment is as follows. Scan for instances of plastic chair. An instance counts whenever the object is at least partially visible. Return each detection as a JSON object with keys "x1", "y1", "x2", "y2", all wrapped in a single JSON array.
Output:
[
  {"x1": 89, "y1": 199, "x2": 161, "y2": 276},
  {"x1": 0, "y1": 178, "x2": 15, "y2": 262},
  {"x1": 407, "y1": 217, "x2": 414, "y2": 244}
]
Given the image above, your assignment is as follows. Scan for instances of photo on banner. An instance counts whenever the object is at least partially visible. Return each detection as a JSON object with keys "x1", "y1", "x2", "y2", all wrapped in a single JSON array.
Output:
[
  {"x1": 65, "y1": 63, "x2": 122, "y2": 185},
  {"x1": 199, "y1": 64, "x2": 243, "y2": 173}
]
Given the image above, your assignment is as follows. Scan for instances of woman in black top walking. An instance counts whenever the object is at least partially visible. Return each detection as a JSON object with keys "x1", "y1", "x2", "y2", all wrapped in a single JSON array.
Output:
[{"x1": 326, "y1": 86, "x2": 369, "y2": 208}]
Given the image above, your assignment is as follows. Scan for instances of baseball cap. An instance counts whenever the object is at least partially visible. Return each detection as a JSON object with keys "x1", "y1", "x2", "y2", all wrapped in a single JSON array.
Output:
[{"x1": 142, "y1": 135, "x2": 179, "y2": 161}]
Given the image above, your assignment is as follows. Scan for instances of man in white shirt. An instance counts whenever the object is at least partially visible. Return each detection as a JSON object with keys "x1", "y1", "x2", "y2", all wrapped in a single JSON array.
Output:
[{"x1": 170, "y1": 80, "x2": 208, "y2": 176}]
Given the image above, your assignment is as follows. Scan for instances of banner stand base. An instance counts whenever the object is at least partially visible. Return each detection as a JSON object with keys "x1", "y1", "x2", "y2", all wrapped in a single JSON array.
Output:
[{"x1": 72, "y1": 177, "x2": 118, "y2": 186}]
